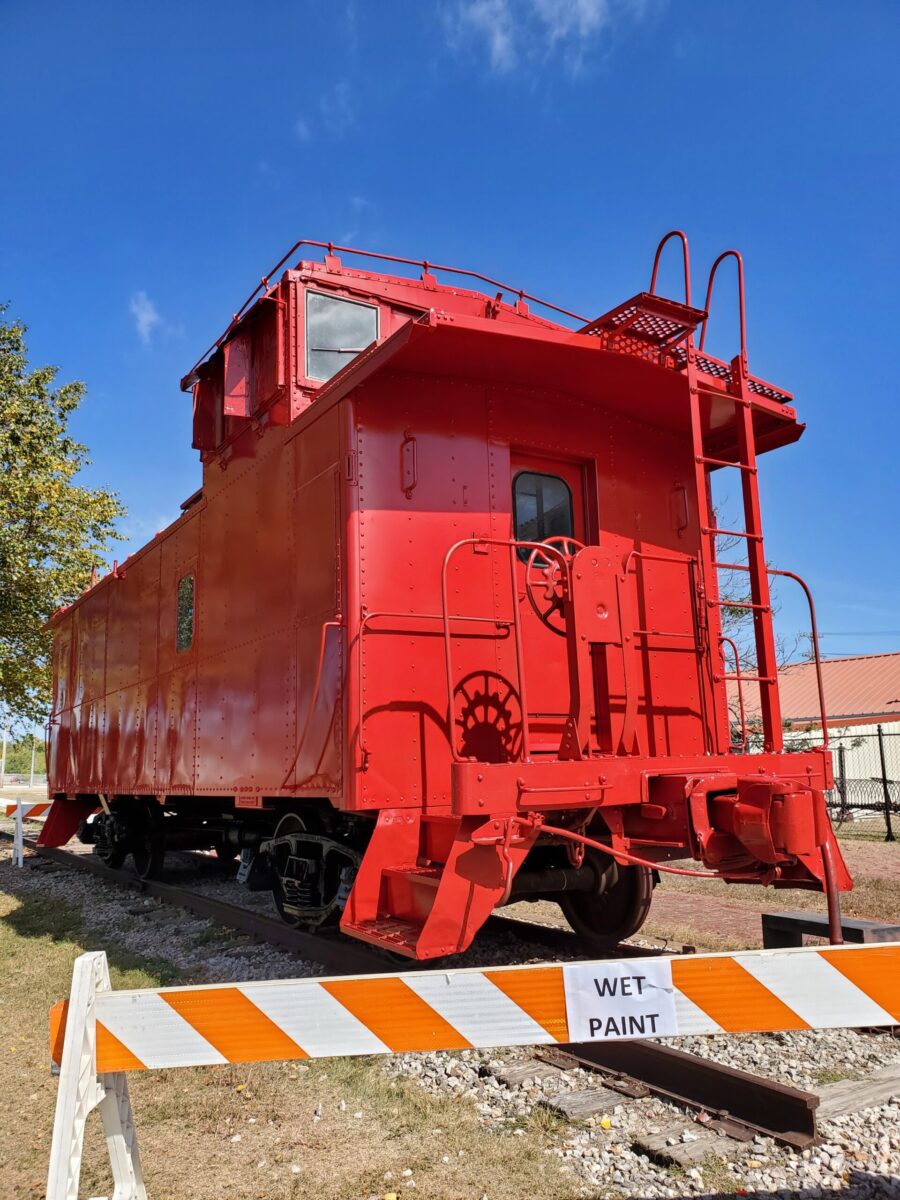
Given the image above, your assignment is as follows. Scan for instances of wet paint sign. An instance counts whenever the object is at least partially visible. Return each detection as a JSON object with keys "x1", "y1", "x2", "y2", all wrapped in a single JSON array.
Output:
[{"x1": 563, "y1": 959, "x2": 678, "y2": 1041}]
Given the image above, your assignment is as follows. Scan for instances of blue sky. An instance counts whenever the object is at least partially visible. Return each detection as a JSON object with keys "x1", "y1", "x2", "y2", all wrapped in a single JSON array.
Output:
[{"x1": 3, "y1": 0, "x2": 899, "y2": 658}]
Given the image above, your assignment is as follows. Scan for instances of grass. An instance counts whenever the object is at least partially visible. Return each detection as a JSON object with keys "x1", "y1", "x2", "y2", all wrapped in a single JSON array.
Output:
[
  {"x1": 810, "y1": 1065, "x2": 863, "y2": 1086},
  {"x1": 0, "y1": 868, "x2": 585, "y2": 1200},
  {"x1": 189, "y1": 925, "x2": 245, "y2": 949},
  {"x1": 658, "y1": 869, "x2": 900, "y2": 923}
]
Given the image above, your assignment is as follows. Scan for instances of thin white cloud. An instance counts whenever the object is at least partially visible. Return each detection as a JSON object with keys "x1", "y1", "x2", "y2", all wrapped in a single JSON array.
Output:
[
  {"x1": 456, "y1": 0, "x2": 516, "y2": 72},
  {"x1": 120, "y1": 511, "x2": 177, "y2": 544},
  {"x1": 129, "y1": 291, "x2": 161, "y2": 345},
  {"x1": 449, "y1": 0, "x2": 656, "y2": 74},
  {"x1": 532, "y1": 0, "x2": 607, "y2": 43},
  {"x1": 338, "y1": 195, "x2": 370, "y2": 245},
  {"x1": 293, "y1": 80, "x2": 356, "y2": 144},
  {"x1": 128, "y1": 290, "x2": 183, "y2": 346},
  {"x1": 320, "y1": 79, "x2": 355, "y2": 135}
]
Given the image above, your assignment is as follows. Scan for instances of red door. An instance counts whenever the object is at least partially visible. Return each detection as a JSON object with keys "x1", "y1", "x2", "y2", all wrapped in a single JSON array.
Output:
[{"x1": 510, "y1": 453, "x2": 588, "y2": 755}]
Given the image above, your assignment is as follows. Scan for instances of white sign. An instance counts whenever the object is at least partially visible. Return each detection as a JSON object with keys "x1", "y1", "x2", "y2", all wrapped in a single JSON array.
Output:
[{"x1": 563, "y1": 959, "x2": 678, "y2": 1042}]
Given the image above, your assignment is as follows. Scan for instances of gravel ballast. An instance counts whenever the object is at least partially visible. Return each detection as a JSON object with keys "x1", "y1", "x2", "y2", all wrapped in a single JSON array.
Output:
[{"x1": 3, "y1": 830, "x2": 899, "y2": 1197}]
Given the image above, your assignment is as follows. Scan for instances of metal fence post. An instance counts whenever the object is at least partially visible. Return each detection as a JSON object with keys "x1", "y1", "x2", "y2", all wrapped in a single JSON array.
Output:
[
  {"x1": 836, "y1": 744, "x2": 848, "y2": 825},
  {"x1": 13, "y1": 800, "x2": 24, "y2": 869},
  {"x1": 877, "y1": 723, "x2": 895, "y2": 842}
]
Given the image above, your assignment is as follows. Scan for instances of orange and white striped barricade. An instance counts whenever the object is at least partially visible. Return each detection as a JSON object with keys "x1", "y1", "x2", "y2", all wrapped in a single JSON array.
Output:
[
  {"x1": 46, "y1": 942, "x2": 900, "y2": 1199},
  {"x1": 4, "y1": 798, "x2": 51, "y2": 867}
]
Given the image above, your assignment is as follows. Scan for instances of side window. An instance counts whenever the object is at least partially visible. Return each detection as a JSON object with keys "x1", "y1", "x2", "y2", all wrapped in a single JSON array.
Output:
[
  {"x1": 176, "y1": 574, "x2": 195, "y2": 653},
  {"x1": 306, "y1": 291, "x2": 378, "y2": 382},
  {"x1": 513, "y1": 472, "x2": 574, "y2": 558}
]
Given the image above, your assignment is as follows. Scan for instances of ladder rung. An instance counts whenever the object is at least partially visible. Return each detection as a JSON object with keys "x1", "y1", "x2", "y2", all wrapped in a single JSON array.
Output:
[
  {"x1": 707, "y1": 598, "x2": 770, "y2": 612},
  {"x1": 711, "y1": 560, "x2": 751, "y2": 572},
  {"x1": 634, "y1": 628, "x2": 696, "y2": 640},
  {"x1": 702, "y1": 527, "x2": 763, "y2": 540},
  {"x1": 716, "y1": 673, "x2": 777, "y2": 684},
  {"x1": 696, "y1": 454, "x2": 756, "y2": 473}
]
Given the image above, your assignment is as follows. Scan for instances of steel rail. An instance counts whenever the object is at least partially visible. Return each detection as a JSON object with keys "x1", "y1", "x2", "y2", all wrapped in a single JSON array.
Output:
[
  {"x1": 5, "y1": 833, "x2": 615, "y2": 967},
  {"x1": 5, "y1": 832, "x2": 676, "y2": 972},
  {"x1": 538, "y1": 1040, "x2": 819, "y2": 1149},
  {"x1": 28, "y1": 842, "x2": 392, "y2": 975}
]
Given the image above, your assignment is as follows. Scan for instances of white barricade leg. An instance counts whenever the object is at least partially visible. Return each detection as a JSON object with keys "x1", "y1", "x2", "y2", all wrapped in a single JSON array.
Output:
[
  {"x1": 45, "y1": 952, "x2": 146, "y2": 1200},
  {"x1": 14, "y1": 799, "x2": 24, "y2": 868},
  {"x1": 97, "y1": 1070, "x2": 146, "y2": 1200}
]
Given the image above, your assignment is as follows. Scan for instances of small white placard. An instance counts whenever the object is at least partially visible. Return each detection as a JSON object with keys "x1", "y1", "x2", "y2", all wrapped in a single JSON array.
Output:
[{"x1": 563, "y1": 959, "x2": 678, "y2": 1042}]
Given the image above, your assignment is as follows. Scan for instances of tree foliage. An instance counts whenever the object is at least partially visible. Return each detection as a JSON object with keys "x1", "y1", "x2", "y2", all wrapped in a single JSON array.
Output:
[
  {"x1": 2, "y1": 732, "x2": 46, "y2": 775},
  {"x1": 0, "y1": 307, "x2": 123, "y2": 730}
]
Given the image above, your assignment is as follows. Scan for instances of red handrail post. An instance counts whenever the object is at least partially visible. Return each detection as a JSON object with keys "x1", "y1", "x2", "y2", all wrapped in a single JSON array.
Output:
[
  {"x1": 649, "y1": 230, "x2": 692, "y2": 307},
  {"x1": 699, "y1": 249, "x2": 748, "y2": 366}
]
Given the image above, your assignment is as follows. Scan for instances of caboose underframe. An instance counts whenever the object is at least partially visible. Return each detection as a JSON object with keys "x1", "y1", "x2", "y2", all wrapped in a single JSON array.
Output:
[{"x1": 41, "y1": 235, "x2": 851, "y2": 959}]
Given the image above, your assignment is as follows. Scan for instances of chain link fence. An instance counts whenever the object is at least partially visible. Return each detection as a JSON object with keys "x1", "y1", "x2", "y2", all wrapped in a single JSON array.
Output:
[
  {"x1": 0, "y1": 772, "x2": 48, "y2": 790},
  {"x1": 822, "y1": 725, "x2": 899, "y2": 841}
]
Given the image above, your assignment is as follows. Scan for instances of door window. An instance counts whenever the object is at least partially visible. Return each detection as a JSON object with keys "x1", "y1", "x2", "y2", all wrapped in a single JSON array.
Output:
[{"x1": 513, "y1": 471, "x2": 574, "y2": 557}]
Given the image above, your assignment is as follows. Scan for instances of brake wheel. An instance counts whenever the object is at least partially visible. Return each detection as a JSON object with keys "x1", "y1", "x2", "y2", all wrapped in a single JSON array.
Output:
[{"x1": 524, "y1": 536, "x2": 584, "y2": 636}]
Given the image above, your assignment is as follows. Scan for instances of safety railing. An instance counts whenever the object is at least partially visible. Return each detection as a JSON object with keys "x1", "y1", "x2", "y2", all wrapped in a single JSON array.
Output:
[
  {"x1": 712, "y1": 562, "x2": 829, "y2": 749},
  {"x1": 720, "y1": 634, "x2": 749, "y2": 752},
  {"x1": 699, "y1": 248, "x2": 748, "y2": 365},
  {"x1": 184, "y1": 239, "x2": 591, "y2": 383},
  {"x1": 356, "y1": 608, "x2": 513, "y2": 767},
  {"x1": 440, "y1": 537, "x2": 575, "y2": 763},
  {"x1": 649, "y1": 229, "x2": 693, "y2": 307}
]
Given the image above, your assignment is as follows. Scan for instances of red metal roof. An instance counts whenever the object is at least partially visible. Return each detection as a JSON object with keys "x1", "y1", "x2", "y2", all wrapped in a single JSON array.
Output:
[{"x1": 766, "y1": 652, "x2": 900, "y2": 726}]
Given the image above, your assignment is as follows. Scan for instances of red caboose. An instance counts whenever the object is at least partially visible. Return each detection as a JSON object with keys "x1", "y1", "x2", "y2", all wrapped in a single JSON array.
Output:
[{"x1": 41, "y1": 233, "x2": 851, "y2": 958}]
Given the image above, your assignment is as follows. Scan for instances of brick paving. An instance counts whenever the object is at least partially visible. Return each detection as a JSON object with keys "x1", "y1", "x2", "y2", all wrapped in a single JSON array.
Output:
[
  {"x1": 645, "y1": 836, "x2": 900, "y2": 949},
  {"x1": 839, "y1": 838, "x2": 900, "y2": 881},
  {"x1": 647, "y1": 888, "x2": 782, "y2": 947}
]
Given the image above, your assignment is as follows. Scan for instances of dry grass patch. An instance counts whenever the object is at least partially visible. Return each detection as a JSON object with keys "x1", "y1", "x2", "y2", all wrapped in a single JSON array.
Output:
[{"x1": 657, "y1": 870, "x2": 900, "y2": 923}]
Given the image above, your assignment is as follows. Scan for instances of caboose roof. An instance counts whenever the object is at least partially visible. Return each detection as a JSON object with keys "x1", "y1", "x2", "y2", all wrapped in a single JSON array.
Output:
[{"x1": 310, "y1": 308, "x2": 803, "y2": 454}]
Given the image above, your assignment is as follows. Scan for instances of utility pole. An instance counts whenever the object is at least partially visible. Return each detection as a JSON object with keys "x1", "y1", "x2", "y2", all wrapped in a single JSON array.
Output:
[
  {"x1": 29, "y1": 737, "x2": 37, "y2": 788},
  {"x1": 0, "y1": 727, "x2": 6, "y2": 787}
]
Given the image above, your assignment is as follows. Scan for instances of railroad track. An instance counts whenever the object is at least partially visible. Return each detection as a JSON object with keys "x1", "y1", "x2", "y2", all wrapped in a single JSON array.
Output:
[
  {"x1": 2, "y1": 831, "x2": 823, "y2": 1148},
  {"x1": 533, "y1": 1041, "x2": 818, "y2": 1149},
  {"x1": 7, "y1": 833, "x2": 591, "y2": 973}
]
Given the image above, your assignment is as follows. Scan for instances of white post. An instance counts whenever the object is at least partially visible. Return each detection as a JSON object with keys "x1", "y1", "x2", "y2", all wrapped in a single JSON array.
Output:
[
  {"x1": 30, "y1": 738, "x2": 37, "y2": 788},
  {"x1": 14, "y1": 800, "x2": 25, "y2": 869},
  {"x1": 45, "y1": 951, "x2": 146, "y2": 1200}
]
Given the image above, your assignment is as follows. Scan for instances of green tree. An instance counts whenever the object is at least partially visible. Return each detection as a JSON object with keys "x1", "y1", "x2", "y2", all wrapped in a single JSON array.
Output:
[
  {"x1": 0, "y1": 307, "x2": 123, "y2": 731},
  {"x1": 4, "y1": 733, "x2": 46, "y2": 775}
]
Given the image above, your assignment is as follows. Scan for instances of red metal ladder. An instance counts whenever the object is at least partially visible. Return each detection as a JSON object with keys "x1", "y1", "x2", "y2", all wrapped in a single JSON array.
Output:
[{"x1": 686, "y1": 250, "x2": 784, "y2": 754}]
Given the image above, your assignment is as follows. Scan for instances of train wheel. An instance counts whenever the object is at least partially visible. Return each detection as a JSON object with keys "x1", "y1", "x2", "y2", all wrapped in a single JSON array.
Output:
[
  {"x1": 270, "y1": 810, "x2": 309, "y2": 928},
  {"x1": 93, "y1": 802, "x2": 127, "y2": 869},
  {"x1": 559, "y1": 858, "x2": 654, "y2": 953},
  {"x1": 96, "y1": 843, "x2": 126, "y2": 870},
  {"x1": 130, "y1": 801, "x2": 165, "y2": 880}
]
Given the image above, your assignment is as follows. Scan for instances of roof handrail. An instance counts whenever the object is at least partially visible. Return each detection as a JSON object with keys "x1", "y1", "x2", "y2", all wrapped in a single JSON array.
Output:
[
  {"x1": 649, "y1": 230, "x2": 692, "y2": 307},
  {"x1": 183, "y1": 239, "x2": 590, "y2": 386},
  {"x1": 699, "y1": 249, "x2": 748, "y2": 365}
]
